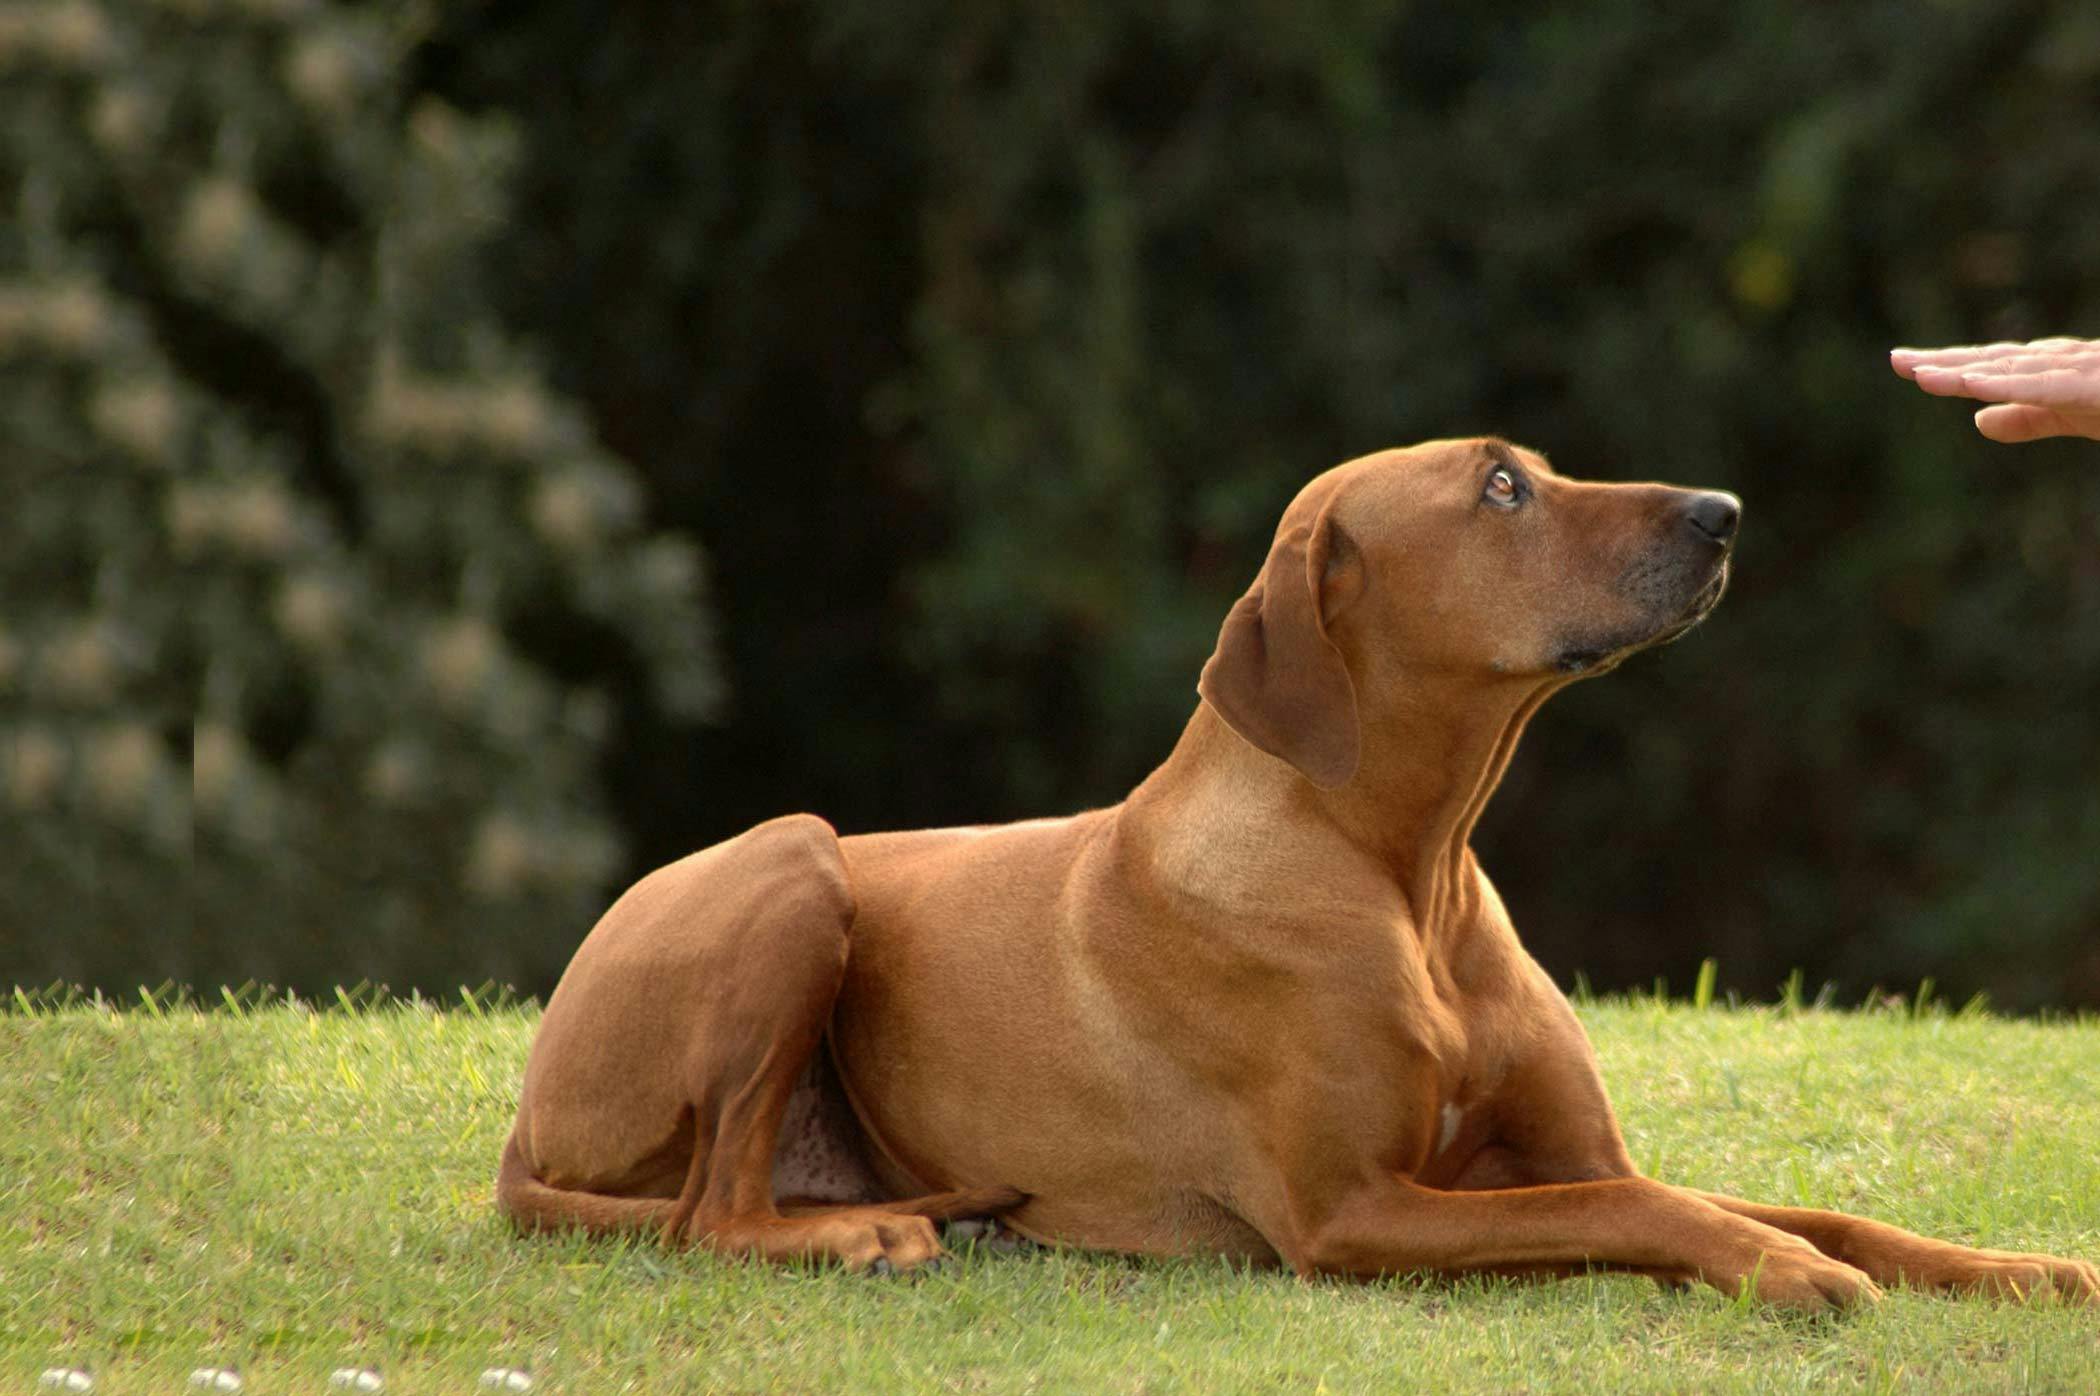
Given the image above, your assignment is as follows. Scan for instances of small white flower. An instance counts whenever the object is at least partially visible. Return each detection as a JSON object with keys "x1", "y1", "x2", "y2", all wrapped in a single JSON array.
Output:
[
  {"x1": 636, "y1": 536, "x2": 702, "y2": 597},
  {"x1": 531, "y1": 465, "x2": 641, "y2": 552},
  {"x1": 91, "y1": 380, "x2": 182, "y2": 465},
  {"x1": 188, "y1": 1367, "x2": 243, "y2": 1390},
  {"x1": 0, "y1": 281, "x2": 113, "y2": 357},
  {"x1": 285, "y1": 32, "x2": 358, "y2": 114},
  {"x1": 548, "y1": 824, "x2": 620, "y2": 890},
  {"x1": 89, "y1": 86, "x2": 148, "y2": 154},
  {"x1": 421, "y1": 615, "x2": 500, "y2": 707},
  {"x1": 478, "y1": 380, "x2": 552, "y2": 455},
  {"x1": 363, "y1": 740, "x2": 426, "y2": 805},
  {"x1": 328, "y1": 1369, "x2": 383, "y2": 1392},
  {"x1": 42, "y1": 622, "x2": 118, "y2": 700},
  {"x1": 177, "y1": 177, "x2": 259, "y2": 275},
  {"x1": 192, "y1": 722, "x2": 241, "y2": 811},
  {"x1": 164, "y1": 482, "x2": 214, "y2": 556},
  {"x1": 466, "y1": 814, "x2": 534, "y2": 898},
  {"x1": 6, "y1": 727, "x2": 68, "y2": 810},
  {"x1": 37, "y1": 1370, "x2": 93, "y2": 1392},
  {"x1": 529, "y1": 473, "x2": 596, "y2": 550},
  {"x1": 274, "y1": 573, "x2": 348, "y2": 651},
  {"x1": 223, "y1": 477, "x2": 299, "y2": 558},
  {"x1": 0, "y1": 2, "x2": 109, "y2": 68},
  {"x1": 408, "y1": 100, "x2": 463, "y2": 160},
  {"x1": 84, "y1": 723, "x2": 161, "y2": 815},
  {"x1": 41, "y1": 2, "x2": 112, "y2": 65},
  {"x1": 479, "y1": 1369, "x2": 534, "y2": 1391}
]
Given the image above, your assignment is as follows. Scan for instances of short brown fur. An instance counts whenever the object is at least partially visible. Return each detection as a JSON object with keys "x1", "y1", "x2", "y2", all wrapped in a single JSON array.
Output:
[{"x1": 500, "y1": 439, "x2": 2097, "y2": 1309}]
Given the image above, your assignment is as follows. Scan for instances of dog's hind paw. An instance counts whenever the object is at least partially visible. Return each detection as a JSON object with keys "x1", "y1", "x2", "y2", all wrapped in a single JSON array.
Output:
[{"x1": 944, "y1": 1216, "x2": 1036, "y2": 1253}]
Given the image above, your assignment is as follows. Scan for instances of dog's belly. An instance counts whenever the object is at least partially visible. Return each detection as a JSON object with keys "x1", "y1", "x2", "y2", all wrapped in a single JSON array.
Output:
[
  {"x1": 791, "y1": 1031, "x2": 1277, "y2": 1260},
  {"x1": 771, "y1": 1052, "x2": 885, "y2": 1206},
  {"x1": 828, "y1": 984, "x2": 1207, "y2": 1256}
]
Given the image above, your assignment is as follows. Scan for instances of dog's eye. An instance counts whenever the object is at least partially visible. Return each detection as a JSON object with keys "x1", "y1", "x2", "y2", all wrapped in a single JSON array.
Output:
[{"x1": 1484, "y1": 468, "x2": 1521, "y2": 507}]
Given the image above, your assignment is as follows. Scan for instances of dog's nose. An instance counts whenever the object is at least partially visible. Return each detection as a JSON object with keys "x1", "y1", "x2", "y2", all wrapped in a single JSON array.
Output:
[{"x1": 1683, "y1": 491, "x2": 1741, "y2": 545}]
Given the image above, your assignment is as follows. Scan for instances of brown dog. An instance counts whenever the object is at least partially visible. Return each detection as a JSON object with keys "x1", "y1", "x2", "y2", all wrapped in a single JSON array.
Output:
[{"x1": 499, "y1": 438, "x2": 2098, "y2": 1310}]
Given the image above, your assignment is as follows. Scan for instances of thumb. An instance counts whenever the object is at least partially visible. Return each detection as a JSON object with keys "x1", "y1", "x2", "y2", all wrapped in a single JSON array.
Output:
[{"x1": 1974, "y1": 403, "x2": 2073, "y2": 443}]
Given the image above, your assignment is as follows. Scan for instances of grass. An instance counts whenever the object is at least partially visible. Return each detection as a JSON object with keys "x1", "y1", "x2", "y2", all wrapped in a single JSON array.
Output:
[{"x1": 3, "y1": 992, "x2": 2095, "y2": 1394}]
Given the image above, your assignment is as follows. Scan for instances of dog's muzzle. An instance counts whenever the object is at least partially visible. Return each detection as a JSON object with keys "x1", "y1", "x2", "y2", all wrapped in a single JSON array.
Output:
[{"x1": 1554, "y1": 490, "x2": 1740, "y2": 674}]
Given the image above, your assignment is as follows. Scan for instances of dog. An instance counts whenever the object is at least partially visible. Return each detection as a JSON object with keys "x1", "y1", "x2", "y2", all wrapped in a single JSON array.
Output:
[{"x1": 498, "y1": 437, "x2": 2097, "y2": 1310}]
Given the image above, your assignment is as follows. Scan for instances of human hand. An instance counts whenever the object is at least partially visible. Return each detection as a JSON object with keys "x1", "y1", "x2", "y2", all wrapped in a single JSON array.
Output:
[{"x1": 1890, "y1": 337, "x2": 2100, "y2": 443}]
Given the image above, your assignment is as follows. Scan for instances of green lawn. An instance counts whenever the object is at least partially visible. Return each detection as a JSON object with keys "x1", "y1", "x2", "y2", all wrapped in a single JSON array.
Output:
[{"x1": 4, "y1": 995, "x2": 2095, "y2": 1394}]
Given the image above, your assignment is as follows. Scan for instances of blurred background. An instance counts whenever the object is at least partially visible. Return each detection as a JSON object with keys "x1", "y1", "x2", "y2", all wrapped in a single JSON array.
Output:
[{"x1": 4, "y1": 0, "x2": 2097, "y2": 1008}]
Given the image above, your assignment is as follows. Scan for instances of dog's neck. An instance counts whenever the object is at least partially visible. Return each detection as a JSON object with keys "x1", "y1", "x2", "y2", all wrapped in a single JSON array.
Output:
[
  {"x1": 1337, "y1": 675, "x2": 1557, "y2": 920},
  {"x1": 1128, "y1": 679, "x2": 1557, "y2": 939}
]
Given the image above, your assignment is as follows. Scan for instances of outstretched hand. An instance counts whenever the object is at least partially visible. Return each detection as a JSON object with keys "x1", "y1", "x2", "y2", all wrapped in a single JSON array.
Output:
[{"x1": 1890, "y1": 337, "x2": 2100, "y2": 443}]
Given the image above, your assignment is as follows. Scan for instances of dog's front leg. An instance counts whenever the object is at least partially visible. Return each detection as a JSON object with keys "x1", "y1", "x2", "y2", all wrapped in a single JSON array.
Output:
[
  {"x1": 1279, "y1": 1175, "x2": 1881, "y2": 1311},
  {"x1": 1688, "y1": 1192, "x2": 2098, "y2": 1302}
]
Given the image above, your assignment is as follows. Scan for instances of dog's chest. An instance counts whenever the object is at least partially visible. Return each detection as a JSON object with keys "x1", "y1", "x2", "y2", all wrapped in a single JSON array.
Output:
[{"x1": 1395, "y1": 974, "x2": 1526, "y2": 1168}]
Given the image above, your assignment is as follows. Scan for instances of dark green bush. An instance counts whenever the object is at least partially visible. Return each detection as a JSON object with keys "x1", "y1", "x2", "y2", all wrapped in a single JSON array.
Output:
[
  {"x1": 430, "y1": 0, "x2": 2100, "y2": 1008},
  {"x1": 0, "y1": 1, "x2": 717, "y2": 991},
  {"x1": 5, "y1": 1, "x2": 2095, "y2": 1006}
]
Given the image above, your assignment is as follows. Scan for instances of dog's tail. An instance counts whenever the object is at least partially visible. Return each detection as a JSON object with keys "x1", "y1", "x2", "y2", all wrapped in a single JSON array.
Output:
[
  {"x1": 499, "y1": 1133, "x2": 1027, "y2": 1241},
  {"x1": 877, "y1": 1184, "x2": 1029, "y2": 1221},
  {"x1": 496, "y1": 1131, "x2": 683, "y2": 1238}
]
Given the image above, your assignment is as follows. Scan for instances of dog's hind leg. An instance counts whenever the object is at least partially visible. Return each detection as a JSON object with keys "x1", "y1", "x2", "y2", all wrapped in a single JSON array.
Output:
[{"x1": 499, "y1": 813, "x2": 1018, "y2": 1271}]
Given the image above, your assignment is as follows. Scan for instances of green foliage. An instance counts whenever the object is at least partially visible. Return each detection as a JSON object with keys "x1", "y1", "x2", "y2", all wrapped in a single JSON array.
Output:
[
  {"x1": 0, "y1": 0, "x2": 719, "y2": 991},
  {"x1": 429, "y1": 0, "x2": 2100, "y2": 1007},
  {"x1": 4, "y1": 2, "x2": 2097, "y2": 1005}
]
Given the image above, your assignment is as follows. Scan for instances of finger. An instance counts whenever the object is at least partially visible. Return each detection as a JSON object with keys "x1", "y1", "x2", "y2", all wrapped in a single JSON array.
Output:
[
  {"x1": 1951, "y1": 367, "x2": 2099, "y2": 408},
  {"x1": 1954, "y1": 349, "x2": 2100, "y2": 379},
  {"x1": 1913, "y1": 364, "x2": 2100, "y2": 407},
  {"x1": 1909, "y1": 365, "x2": 1985, "y2": 399},
  {"x1": 1892, "y1": 340, "x2": 2036, "y2": 377},
  {"x1": 1974, "y1": 403, "x2": 2075, "y2": 443},
  {"x1": 1904, "y1": 336, "x2": 2096, "y2": 361},
  {"x1": 1892, "y1": 338, "x2": 2099, "y2": 378}
]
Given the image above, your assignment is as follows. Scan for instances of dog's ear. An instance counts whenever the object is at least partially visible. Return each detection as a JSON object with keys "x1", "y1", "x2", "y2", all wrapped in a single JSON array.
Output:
[{"x1": 1197, "y1": 500, "x2": 1361, "y2": 788}]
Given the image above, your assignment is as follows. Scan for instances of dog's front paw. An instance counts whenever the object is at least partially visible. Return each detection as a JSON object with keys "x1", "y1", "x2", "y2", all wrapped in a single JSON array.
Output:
[
  {"x1": 1944, "y1": 1250, "x2": 2100, "y2": 1303},
  {"x1": 1730, "y1": 1236, "x2": 1883, "y2": 1313}
]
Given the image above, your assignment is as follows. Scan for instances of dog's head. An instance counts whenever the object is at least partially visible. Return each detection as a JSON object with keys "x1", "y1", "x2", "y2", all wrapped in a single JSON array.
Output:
[{"x1": 1198, "y1": 437, "x2": 1738, "y2": 788}]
